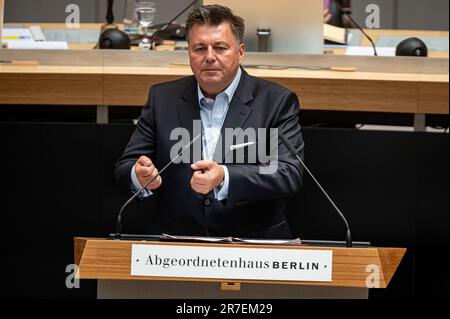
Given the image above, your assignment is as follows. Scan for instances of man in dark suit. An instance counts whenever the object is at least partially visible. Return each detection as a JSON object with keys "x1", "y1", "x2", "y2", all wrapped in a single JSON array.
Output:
[{"x1": 115, "y1": 5, "x2": 304, "y2": 239}]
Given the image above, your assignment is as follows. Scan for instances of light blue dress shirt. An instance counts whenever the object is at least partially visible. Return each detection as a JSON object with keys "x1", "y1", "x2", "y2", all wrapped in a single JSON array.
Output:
[{"x1": 131, "y1": 67, "x2": 242, "y2": 201}]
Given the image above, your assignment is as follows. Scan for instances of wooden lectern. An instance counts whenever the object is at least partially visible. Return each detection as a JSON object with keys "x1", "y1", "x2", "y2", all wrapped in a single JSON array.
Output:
[{"x1": 75, "y1": 237, "x2": 406, "y2": 299}]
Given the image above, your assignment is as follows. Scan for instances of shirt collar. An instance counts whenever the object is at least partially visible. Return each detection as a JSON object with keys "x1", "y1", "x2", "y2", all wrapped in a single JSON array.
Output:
[{"x1": 197, "y1": 67, "x2": 242, "y2": 106}]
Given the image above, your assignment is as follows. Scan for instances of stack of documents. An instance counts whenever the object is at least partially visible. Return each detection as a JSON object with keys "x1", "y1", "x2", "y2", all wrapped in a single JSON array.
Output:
[
  {"x1": 160, "y1": 234, "x2": 302, "y2": 246},
  {"x1": 345, "y1": 46, "x2": 396, "y2": 56},
  {"x1": 2, "y1": 26, "x2": 68, "y2": 49}
]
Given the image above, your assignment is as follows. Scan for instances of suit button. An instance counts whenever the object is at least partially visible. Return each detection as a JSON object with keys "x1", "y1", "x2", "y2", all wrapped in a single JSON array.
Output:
[{"x1": 204, "y1": 198, "x2": 211, "y2": 207}]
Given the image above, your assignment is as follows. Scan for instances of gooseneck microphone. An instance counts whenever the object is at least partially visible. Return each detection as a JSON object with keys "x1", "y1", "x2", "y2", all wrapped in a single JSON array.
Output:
[
  {"x1": 149, "y1": 0, "x2": 197, "y2": 49},
  {"x1": 279, "y1": 134, "x2": 353, "y2": 247},
  {"x1": 106, "y1": 0, "x2": 114, "y2": 25},
  {"x1": 113, "y1": 133, "x2": 202, "y2": 240},
  {"x1": 339, "y1": 6, "x2": 378, "y2": 56}
]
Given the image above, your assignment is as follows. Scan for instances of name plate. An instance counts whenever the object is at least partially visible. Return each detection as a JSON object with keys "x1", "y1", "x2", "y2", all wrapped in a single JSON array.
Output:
[{"x1": 131, "y1": 244, "x2": 332, "y2": 282}]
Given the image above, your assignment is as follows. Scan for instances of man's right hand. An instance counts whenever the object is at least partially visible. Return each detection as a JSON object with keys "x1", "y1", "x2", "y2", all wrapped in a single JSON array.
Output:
[{"x1": 135, "y1": 156, "x2": 162, "y2": 190}]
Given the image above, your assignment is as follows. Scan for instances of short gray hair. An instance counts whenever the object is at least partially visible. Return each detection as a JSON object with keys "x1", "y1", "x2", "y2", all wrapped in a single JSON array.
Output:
[{"x1": 185, "y1": 5, "x2": 245, "y2": 44}]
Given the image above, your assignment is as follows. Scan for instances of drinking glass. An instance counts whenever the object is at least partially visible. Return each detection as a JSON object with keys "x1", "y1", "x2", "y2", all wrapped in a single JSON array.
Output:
[{"x1": 135, "y1": 1, "x2": 156, "y2": 49}]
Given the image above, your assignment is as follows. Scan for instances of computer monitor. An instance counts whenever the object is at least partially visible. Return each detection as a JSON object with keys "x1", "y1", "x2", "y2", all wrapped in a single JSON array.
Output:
[{"x1": 202, "y1": 0, "x2": 323, "y2": 53}]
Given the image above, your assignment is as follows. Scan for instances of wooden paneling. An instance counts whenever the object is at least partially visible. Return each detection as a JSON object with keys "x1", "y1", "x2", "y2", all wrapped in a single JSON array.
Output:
[
  {"x1": 75, "y1": 238, "x2": 406, "y2": 289},
  {"x1": 418, "y1": 81, "x2": 449, "y2": 114},
  {"x1": 0, "y1": 72, "x2": 103, "y2": 105},
  {"x1": 266, "y1": 77, "x2": 419, "y2": 113},
  {"x1": 1, "y1": 50, "x2": 448, "y2": 114},
  {"x1": 103, "y1": 73, "x2": 184, "y2": 106}
]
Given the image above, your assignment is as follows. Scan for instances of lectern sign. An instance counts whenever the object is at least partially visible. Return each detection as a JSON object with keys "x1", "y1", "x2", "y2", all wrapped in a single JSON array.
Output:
[{"x1": 131, "y1": 244, "x2": 333, "y2": 282}]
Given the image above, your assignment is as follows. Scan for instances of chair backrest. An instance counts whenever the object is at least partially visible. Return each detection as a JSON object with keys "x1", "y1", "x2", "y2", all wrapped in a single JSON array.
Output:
[{"x1": 327, "y1": 0, "x2": 352, "y2": 28}]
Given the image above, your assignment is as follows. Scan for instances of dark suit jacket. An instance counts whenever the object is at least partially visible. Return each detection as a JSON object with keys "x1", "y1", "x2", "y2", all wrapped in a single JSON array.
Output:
[{"x1": 114, "y1": 68, "x2": 304, "y2": 239}]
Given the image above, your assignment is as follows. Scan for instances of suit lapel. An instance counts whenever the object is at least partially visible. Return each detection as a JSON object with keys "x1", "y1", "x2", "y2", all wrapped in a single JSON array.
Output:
[{"x1": 177, "y1": 76, "x2": 201, "y2": 162}]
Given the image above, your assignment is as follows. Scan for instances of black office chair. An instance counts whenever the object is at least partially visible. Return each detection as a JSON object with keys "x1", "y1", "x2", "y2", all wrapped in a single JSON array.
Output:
[{"x1": 327, "y1": 0, "x2": 352, "y2": 29}]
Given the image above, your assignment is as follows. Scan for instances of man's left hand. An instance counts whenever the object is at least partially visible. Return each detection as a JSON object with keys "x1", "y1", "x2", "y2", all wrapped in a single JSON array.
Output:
[
  {"x1": 190, "y1": 160, "x2": 224, "y2": 195},
  {"x1": 323, "y1": 9, "x2": 332, "y2": 23}
]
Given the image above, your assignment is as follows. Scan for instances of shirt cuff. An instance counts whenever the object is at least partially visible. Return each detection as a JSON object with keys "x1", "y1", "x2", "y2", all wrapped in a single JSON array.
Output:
[
  {"x1": 214, "y1": 165, "x2": 229, "y2": 201},
  {"x1": 131, "y1": 164, "x2": 153, "y2": 198}
]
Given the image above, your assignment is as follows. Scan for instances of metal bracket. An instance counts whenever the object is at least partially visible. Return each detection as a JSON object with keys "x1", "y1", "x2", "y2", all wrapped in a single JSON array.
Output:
[{"x1": 220, "y1": 282, "x2": 241, "y2": 291}]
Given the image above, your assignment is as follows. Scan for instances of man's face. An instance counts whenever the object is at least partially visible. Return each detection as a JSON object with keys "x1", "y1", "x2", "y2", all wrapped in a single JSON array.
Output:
[{"x1": 188, "y1": 22, "x2": 245, "y2": 98}]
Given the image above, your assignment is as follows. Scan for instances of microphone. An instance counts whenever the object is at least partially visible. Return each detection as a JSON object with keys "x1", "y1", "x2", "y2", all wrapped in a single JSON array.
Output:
[
  {"x1": 149, "y1": 0, "x2": 197, "y2": 49},
  {"x1": 339, "y1": 5, "x2": 378, "y2": 56},
  {"x1": 279, "y1": 134, "x2": 353, "y2": 247},
  {"x1": 112, "y1": 133, "x2": 203, "y2": 240},
  {"x1": 95, "y1": 0, "x2": 120, "y2": 49}
]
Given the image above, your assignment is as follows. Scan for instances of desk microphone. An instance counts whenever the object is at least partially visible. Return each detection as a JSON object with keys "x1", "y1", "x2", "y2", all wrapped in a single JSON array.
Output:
[
  {"x1": 149, "y1": 0, "x2": 197, "y2": 49},
  {"x1": 339, "y1": 6, "x2": 378, "y2": 56},
  {"x1": 113, "y1": 133, "x2": 203, "y2": 239},
  {"x1": 279, "y1": 134, "x2": 352, "y2": 247}
]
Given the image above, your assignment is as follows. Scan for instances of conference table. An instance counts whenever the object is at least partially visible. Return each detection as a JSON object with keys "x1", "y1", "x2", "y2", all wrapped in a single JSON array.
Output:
[
  {"x1": 0, "y1": 24, "x2": 448, "y2": 130},
  {"x1": 8, "y1": 23, "x2": 449, "y2": 58}
]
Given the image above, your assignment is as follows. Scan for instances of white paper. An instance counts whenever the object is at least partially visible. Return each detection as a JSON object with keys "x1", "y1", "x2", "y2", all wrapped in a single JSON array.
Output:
[
  {"x1": 2, "y1": 27, "x2": 33, "y2": 39},
  {"x1": 42, "y1": 28, "x2": 100, "y2": 44},
  {"x1": 7, "y1": 40, "x2": 68, "y2": 49},
  {"x1": 160, "y1": 233, "x2": 302, "y2": 246},
  {"x1": 345, "y1": 46, "x2": 396, "y2": 56}
]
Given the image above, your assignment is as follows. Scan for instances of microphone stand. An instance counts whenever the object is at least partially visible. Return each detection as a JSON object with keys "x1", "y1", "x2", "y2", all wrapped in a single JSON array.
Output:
[
  {"x1": 279, "y1": 134, "x2": 355, "y2": 247},
  {"x1": 339, "y1": 5, "x2": 378, "y2": 56},
  {"x1": 94, "y1": 0, "x2": 119, "y2": 49},
  {"x1": 148, "y1": 0, "x2": 197, "y2": 49},
  {"x1": 101, "y1": 0, "x2": 119, "y2": 33}
]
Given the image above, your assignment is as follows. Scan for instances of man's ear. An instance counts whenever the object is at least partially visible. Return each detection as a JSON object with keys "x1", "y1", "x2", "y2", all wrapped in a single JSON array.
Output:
[{"x1": 238, "y1": 42, "x2": 245, "y2": 64}]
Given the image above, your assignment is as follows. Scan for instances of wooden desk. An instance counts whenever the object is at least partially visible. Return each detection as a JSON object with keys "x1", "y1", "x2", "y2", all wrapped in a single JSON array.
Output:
[
  {"x1": 328, "y1": 28, "x2": 449, "y2": 58},
  {"x1": 0, "y1": 49, "x2": 448, "y2": 128},
  {"x1": 360, "y1": 28, "x2": 448, "y2": 58},
  {"x1": 4, "y1": 23, "x2": 155, "y2": 50},
  {"x1": 5, "y1": 23, "x2": 448, "y2": 56}
]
